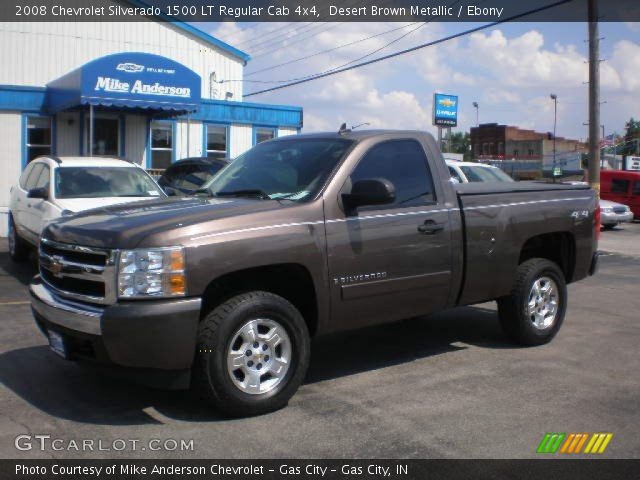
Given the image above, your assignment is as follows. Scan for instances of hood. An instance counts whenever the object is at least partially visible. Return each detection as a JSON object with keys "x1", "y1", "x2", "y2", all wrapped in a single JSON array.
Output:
[
  {"x1": 43, "y1": 196, "x2": 293, "y2": 249},
  {"x1": 55, "y1": 196, "x2": 159, "y2": 213}
]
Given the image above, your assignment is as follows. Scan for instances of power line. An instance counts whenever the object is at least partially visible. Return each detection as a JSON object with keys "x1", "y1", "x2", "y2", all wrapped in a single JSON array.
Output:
[
  {"x1": 247, "y1": 0, "x2": 486, "y2": 76},
  {"x1": 238, "y1": 0, "x2": 361, "y2": 53},
  {"x1": 247, "y1": 0, "x2": 398, "y2": 58},
  {"x1": 245, "y1": 0, "x2": 573, "y2": 98},
  {"x1": 245, "y1": 22, "x2": 422, "y2": 77},
  {"x1": 241, "y1": 21, "x2": 431, "y2": 84},
  {"x1": 234, "y1": 0, "x2": 461, "y2": 85}
]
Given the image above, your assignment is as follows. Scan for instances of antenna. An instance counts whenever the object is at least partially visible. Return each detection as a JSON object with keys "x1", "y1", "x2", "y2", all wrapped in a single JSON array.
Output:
[
  {"x1": 351, "y1": 122, "x2": 370, "y2": 130},
  {"x1": 338, "y1": 123, "x2": 351, "y2": 135}
]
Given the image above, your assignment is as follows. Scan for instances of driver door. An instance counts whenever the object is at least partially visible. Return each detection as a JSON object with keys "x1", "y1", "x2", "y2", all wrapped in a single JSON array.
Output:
[{"x1": 325, "y1": 139, "x2": 453, "y2": 331}]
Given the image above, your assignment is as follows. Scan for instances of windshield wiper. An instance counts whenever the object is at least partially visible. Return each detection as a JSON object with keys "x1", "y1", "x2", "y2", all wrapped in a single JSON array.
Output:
[{"x1": 214, "y1": 189, "x2": 271, "y2": 200}]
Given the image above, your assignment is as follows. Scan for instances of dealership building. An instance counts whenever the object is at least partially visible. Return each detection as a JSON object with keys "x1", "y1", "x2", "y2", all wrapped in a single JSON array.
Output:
[{"x1": 0, "y1": 15, "x2": 303, "y2": 234}]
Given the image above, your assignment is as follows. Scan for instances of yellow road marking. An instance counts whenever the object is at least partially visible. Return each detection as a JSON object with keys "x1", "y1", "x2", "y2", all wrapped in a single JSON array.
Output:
[
  {"x1": 598, "y1": 434, "x2": 613, "y2": 453},
  {"x1": 575, "y1": 434, "x2": 589, "y2": 453},
  {"x1": 0, "y1": 301, "x2": 30, "y2": 305},
  {"x1": 590, "y1": 434, "x2": 606, "y2": 453},
  {"x1": 584, "y1": 434, "x2": 598, "y2": 453}
]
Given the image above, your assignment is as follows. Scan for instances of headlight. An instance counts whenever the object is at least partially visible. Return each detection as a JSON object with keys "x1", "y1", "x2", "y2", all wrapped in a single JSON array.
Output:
[
  {"x1": 118, "y1": 247, "x2": 186, "y2": 298},
  {"x1": 601, "y1": 207, "x2": 612, "y2": 213}
]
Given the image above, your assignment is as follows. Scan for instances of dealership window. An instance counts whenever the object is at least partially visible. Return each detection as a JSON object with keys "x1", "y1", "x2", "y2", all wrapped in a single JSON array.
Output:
[
  {"x1": 25, "y1": 116, "x2": 52, "y2": 163},
  {"x1": 150, "y1": 122, "x2": 173, "y2": 169},
  {"x1": 255, "y1": 127, "x2": 276, "y2": 145},
  {"x1": 633, "y1": 182, "x2": 640, "y2": 196},
  {"x1": 85, "y1": 116, "x2": 120, "y2": 156},
  {"x1": 206, "y1": 125, "x2": 227, "y2": 159}
]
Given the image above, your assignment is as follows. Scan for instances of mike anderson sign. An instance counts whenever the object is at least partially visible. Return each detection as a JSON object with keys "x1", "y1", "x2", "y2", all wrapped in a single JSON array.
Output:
[
  {"x1": 94, "y1": 77, "x2": 192, "y2": 98},
  {"x1": 46, "y1": 52, "x2": 201, "y2": 113}
]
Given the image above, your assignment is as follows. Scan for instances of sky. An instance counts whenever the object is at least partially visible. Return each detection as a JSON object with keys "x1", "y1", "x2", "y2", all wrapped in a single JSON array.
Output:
[{"x1": 203, "y1": 21, "x2": 640, "y2": 141}]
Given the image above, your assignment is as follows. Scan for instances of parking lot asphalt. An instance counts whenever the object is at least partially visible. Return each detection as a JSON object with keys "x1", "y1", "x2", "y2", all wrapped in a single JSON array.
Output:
[{"x1": 0, "y1": 230, "x2": 639, "y2": 460}]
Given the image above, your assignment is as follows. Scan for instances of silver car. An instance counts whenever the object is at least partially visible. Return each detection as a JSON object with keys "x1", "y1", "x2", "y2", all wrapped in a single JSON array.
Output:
[{"x1": 600, "y1": 199, "x2": 633, "y2": 230}]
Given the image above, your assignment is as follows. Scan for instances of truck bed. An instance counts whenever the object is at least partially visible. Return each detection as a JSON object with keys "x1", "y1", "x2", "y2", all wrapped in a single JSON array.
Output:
[{"x1": 454, "y1": 181, "x2": 597, "y2": 307}]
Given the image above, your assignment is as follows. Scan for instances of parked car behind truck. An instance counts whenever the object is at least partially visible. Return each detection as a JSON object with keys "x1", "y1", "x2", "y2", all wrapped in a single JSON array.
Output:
[
  {"x1": 600, "y1": 170, "x2": 640, "y2": 219},
  {"x1": 8, "y1": 156, "x2": 166, "y2": 262},
  {"x1": 30, "y1": 130, "x2": 599, "y2": 416}
]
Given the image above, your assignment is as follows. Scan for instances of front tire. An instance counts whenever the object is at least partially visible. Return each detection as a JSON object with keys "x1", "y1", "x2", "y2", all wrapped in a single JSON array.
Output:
[
  {"x1": 193, "y1": 291, "x2": 310, "y2": 416},
  {"x1": 497, "y1": 258, "x2": 567, "y2": 346},
  {"x1": 8, "y1": 214, "x2": 29, "y2": 263}
]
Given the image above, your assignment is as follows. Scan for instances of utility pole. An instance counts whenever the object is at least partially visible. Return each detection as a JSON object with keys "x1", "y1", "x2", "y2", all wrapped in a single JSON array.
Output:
[
  {"x1": 588, "y1": 0, "x2": 600, "y2": 195},
  {"x1": 473, "y1": 102, "x2": 479, "y2": 127},
  {"x1": 550, "y1": 93, "x2": 558, "y2": 182}
]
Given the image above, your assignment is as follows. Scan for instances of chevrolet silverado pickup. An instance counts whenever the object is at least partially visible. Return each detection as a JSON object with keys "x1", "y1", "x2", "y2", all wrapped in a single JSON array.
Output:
[{"x1": 30, "y1": 130, "x2": 599, "y2": 416}]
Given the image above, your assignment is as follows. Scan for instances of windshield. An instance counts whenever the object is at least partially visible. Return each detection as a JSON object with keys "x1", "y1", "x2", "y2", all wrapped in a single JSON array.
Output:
[
  {"x1": 460, "y1": 165, "x2": 514, "y2": 183},
  {"x1": 55, "y1": 167, "x2": 164, "y2": 199},
  {"x1": 203, "y1": 138, "x2": 354, "y2": 201}
]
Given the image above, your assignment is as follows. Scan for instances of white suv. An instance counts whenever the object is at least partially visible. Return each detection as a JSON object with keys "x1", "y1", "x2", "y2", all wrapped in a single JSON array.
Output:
[{"x1": 8, "y1": 156, "x2": 166, "y2": 262}]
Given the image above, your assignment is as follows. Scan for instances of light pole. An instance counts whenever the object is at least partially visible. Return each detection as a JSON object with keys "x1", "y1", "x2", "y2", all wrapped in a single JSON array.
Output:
[
  {"x1": 472, "y1": 102, "x2": 479, "y2": 127},
  {"x1": 550, "y1": 94, "x2": 558, "y2": 182}
]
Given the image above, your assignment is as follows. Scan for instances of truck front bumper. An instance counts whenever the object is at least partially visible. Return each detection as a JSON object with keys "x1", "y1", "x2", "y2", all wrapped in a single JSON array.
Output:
[{"x1": 30, "y1": 276, "x2": 201, "y2": 388}]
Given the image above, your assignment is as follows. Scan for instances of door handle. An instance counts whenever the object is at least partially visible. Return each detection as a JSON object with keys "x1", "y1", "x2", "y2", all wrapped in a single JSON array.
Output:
[{"x1": 418, "y1": 220, "x2": 444, "y2": 235}]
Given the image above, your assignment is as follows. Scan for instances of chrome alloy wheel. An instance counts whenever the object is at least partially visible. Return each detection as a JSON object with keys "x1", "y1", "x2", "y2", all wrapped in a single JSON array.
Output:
[
  {"x1": 527, "y1": 276, "x2": 559, "y2": 330},
  {"x1": 226, "y1": 318, "x2": 292, "y2": 395}
]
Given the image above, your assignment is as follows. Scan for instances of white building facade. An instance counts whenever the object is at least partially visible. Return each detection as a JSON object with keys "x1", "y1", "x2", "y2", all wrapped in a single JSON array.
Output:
[{"x1": 0, "y1": 14, "x2": 302, "y2": 235}]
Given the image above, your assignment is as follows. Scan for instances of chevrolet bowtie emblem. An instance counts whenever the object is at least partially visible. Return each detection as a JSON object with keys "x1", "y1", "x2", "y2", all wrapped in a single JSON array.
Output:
[{"x1": 49, "y1": 256, "x2": 64, "y2": 278}]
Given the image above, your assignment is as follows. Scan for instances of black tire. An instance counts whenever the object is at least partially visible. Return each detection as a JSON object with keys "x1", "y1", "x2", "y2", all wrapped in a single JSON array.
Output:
[
  {"x1": 497, "y1": 258, "x2": 567, "y2": 346},
  {"x1": 193, "y1": 291, "x2": 310, "y2": 416},
  {"x1": 602, "y1": 224, "x2": 615, "y2": 231},
  {"x1": 8, "y1": 214, "x2": 29, "y2": 263}
]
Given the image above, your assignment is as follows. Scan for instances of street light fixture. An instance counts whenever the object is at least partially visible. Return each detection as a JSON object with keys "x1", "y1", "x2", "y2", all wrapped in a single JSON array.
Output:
[
  {"x1": 550, "y1": 94, "x2": 558, "y2": 182},
  {"x1": 472, "y1": 102, "x2": 479, "y2": 127}
]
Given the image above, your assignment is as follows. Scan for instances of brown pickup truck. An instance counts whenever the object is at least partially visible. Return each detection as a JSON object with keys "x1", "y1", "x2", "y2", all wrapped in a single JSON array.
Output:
[{"x1": 30, "y1": 130, "x2": 599, "y2": 416}]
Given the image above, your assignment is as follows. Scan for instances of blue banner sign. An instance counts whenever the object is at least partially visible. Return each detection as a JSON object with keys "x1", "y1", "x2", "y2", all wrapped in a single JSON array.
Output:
[
  {"x1": 433, "y1": 93, "x2": 458, "y2": 127},
  {"x1": 47, "y1": 52, "x2": 201, "y2": 114}
]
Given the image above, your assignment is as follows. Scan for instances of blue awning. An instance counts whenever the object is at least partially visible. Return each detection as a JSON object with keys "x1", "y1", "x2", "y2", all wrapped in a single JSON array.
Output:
[{"x1": 46, "y1": 52, "x2": 201, "y2": 115}]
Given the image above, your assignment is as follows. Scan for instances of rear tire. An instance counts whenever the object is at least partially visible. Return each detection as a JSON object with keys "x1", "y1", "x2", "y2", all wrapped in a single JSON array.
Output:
[
  {"x1": 8, "y1": 214, "x2": 29, "y2": 263},
  {"x1": 193, "y1": 291, "x2": 310, "y2": 416},
  {"x1": 497, "y1": 258, "x2": 567, "y2": 346}
]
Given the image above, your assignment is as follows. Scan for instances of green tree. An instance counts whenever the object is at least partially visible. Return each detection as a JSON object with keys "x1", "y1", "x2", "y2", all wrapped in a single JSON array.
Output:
[
  {"x1": 622, "y1": 117, "x2": 640, "y2": 155},
  {"x1": 443, "y1": 131, "x2": 471, "y2": 159}
]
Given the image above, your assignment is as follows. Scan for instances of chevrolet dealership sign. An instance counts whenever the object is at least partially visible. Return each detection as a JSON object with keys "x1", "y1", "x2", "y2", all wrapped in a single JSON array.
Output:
[{"x1": 433, "y1": 93, "x2": 458, "y2": 127}]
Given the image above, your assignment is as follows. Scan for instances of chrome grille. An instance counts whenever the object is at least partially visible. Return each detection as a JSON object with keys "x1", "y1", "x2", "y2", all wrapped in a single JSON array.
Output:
[{"x1": 39, "y1": 238, "x2": 117, "y2": 305}]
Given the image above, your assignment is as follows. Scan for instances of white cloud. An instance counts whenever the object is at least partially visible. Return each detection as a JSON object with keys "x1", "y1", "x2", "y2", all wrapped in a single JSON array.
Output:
[
  {"x1": 608, "y1": 40, "x2": 640, "y2": 92},
  {"x1": 208, "y1": 22, "x2": 639, "y2": 138}
]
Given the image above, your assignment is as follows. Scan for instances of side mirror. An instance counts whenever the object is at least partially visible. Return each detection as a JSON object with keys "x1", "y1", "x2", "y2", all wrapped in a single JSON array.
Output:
[
  {"x1": 27, "y1": 187, "x2": 48, "y2": 200},
  {"x1": 164, "y1": 186, "x2": 178, "y2": 196},
  {"x1": 342, "y1": 178, "x2": 395, "y2": 211}
]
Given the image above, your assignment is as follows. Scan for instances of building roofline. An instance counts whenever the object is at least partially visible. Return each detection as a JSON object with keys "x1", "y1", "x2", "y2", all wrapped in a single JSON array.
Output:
[{"x1": 126, "y1": 0, "x2": 251, "y2": 64}]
